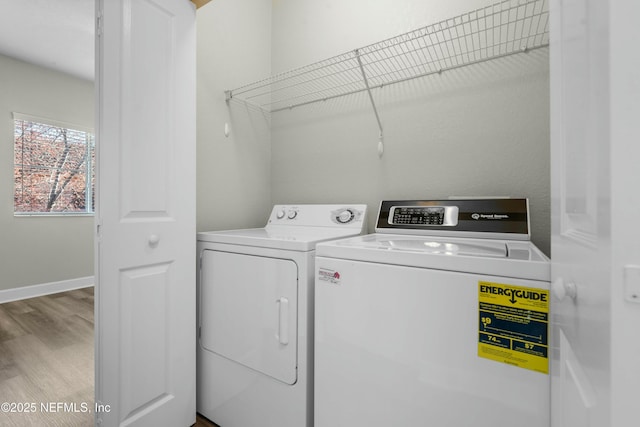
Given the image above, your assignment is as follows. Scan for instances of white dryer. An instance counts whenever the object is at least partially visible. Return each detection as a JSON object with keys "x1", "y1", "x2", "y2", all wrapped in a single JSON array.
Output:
[
  {"x1": 197, "y1": 204, "x2": 367, "y2": 427},
  {"x1": 315, "y1": 199, "x2": 550, "y2": 427}
]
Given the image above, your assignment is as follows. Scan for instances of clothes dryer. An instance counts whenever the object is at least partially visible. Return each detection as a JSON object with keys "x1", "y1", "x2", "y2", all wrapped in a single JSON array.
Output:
[
  {"x1": 314, "y1": 199, "x2": 550, "y2": 427},
  {"x1": 197, "y1": 204, "x2": 367, "y2": 427}
]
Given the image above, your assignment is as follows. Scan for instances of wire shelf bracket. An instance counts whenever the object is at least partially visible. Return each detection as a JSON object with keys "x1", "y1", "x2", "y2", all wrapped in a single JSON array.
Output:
[{"x1": 355, "y1": 48, "x2": 385, "y2": 157}]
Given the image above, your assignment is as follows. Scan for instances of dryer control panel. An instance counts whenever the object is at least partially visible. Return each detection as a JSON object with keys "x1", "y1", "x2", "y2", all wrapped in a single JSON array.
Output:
[{"x1": 268, "y1": 204, "x2": 367, "y2": 229}]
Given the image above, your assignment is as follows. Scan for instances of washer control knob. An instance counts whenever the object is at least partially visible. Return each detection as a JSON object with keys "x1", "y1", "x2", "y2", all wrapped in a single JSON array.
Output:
[
  {"x1": 276, "y1": 209, "x2": 286, "y2": 219},
  {"x1": 287, "y1": 210, "x2": 298, "y2": 219},
  {"x1": 337, "y1": 209, "x2": 354, "y2": 224}
]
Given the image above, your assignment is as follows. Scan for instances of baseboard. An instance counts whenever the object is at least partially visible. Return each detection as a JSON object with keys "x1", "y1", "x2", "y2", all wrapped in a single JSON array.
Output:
[{"x1": 0, "y1": 276, "x2": 94, "y2": 304}]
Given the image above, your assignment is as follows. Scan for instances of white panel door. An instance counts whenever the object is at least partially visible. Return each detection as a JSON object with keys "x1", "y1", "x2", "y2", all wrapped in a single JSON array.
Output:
[
  {"x1": 95, "y1": 0, "x2": 196, "y2": 426},
  {"x1": 609, "y1": 2, "x2": 640, "y2": 425},
  {"x1": 550, "y1": 0, "x2": 610, "y2": 426},
  {"x1": 200, "y1": 250, "x2": 298, "y2": 385}
]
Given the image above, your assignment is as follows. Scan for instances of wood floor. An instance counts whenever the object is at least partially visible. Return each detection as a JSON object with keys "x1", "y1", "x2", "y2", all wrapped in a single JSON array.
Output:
[
  {"x1": 0, "y1": 288, "x2": 219, "y2": 427},
  {"x1": 0, "y1": 288, "x2": 94, "y2": 426},
  {"x1": 194, "y1": 414, "x2": 219, "y2": 427}
]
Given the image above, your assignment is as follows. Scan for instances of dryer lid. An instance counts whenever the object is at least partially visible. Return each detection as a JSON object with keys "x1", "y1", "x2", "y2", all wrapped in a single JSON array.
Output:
[{"x1": 197, "y1": 227, "x2": 364, "y2": 251}]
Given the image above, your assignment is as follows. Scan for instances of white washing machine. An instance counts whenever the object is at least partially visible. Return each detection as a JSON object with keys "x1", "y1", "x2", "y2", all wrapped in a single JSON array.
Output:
[
  {"x1": 315, "y1": 199, "x2": 550, "y2": 427},
  {"x1": 197, "y1": 204, "x2": 367, "y2": 427}
]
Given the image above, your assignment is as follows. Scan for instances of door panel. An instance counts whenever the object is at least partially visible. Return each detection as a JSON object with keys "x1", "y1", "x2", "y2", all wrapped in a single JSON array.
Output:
[
  {"x1": 95, "y1": 0, "x2": 196, "y2": 425},
  {"x1": 119, "y1": 264, "x2": 171, "y2": 419},
  {"x1": 556, "y1": 0, "x2": 600, "y2": 246},
  {"x1": 550, "y1": 0, "x2": 611, "y2": 426},
  {"x1": 556, "y1": 330, "x2": 596, "y2": 426},
  {"x1": 200, "y1": 250, "x2": 298, "y2": 385},
  {"x1": 121, "y1": 0, "x2": 175, "y2": 217}
]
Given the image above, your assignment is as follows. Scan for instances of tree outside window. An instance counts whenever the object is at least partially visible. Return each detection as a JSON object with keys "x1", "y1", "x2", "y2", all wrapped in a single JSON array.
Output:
[{"x1": 13, "y1": 114, "x2": 95, "y2": 214}]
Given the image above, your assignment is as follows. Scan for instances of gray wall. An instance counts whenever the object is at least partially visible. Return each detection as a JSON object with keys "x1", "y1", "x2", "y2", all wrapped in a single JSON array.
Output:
[
  {"x1": 196, "y1": 0, "x2": 273, "y2": 232},
  {"x1": 1, "y1": 0, "x2": 550, "y2": 292},
  {"x1": 269, "y1": 0, "x2": 551, "y2": 255},
  {"x1": 0, "y1": 54, "x2": 94, "y2": 291}
]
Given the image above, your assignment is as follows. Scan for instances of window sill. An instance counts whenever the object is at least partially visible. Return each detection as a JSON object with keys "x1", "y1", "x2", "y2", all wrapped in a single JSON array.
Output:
[{"x1": 14, "y1": 213, "x2": 95, "y2": 218}]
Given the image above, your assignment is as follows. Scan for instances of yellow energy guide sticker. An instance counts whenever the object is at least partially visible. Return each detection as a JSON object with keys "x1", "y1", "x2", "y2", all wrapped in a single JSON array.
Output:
[{"x1": 478, "y1": 281, "x2": 549, "y2": 374}]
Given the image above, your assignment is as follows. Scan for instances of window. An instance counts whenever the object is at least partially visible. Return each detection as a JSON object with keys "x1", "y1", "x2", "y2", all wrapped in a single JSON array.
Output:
[{"x1": 13, "y1": 113, "x2": 95, "y2": 215}]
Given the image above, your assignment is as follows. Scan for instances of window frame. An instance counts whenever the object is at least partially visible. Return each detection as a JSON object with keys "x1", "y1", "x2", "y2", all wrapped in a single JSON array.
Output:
[{"x1": 12, "y1": 112, "x2": 95, "y2": 217}]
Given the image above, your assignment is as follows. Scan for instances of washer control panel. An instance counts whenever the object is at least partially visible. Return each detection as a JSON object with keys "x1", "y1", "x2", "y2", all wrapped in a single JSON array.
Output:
[
  {"x1": 375, "y1": 199, "x2": 530, "y2": 239},
  {"x1": 268, "y1": 204, "x2": 367, "y2": 228},
  {"x1": 388, "y1": 206, "x2": 458, "y2": 226}
]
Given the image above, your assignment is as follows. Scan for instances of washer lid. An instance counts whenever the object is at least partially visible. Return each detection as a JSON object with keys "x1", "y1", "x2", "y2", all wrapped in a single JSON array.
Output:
[
  {"x1": 316, "y1": 234, "x2": 550, "y2": 282},
  {"x1": 361, "y1": 237, "x2": 508, "y2": 258}
]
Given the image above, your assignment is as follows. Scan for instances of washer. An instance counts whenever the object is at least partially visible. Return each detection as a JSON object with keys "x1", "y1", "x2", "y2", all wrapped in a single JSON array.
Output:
[
  {"x1": 197, "y1": 204, "x2": 367, "y2": 427},
  {"x1": 314, "y1": 199, "x2": 550, "y2": 427}
]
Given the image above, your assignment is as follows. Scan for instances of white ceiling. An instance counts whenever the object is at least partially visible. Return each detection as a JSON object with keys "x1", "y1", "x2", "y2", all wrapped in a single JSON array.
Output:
[{"x1": 0, "y1": 0, "x2": 95, "y2": 81}]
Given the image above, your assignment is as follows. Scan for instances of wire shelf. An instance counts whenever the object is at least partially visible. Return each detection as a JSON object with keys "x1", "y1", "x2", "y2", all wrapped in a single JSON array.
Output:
[{"x1": 226, "y1": 0, "x2": 549, "y2": 113}]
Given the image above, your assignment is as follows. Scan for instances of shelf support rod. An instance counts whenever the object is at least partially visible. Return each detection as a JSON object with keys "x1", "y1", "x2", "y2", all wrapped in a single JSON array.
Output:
[{"x1": 355, "y1": 49, "x2": 384, "y2": 157}]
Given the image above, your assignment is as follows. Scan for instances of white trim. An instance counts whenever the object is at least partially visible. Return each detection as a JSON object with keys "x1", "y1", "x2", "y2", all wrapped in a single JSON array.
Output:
[
  {"x1": 12, "y1": 112, "x2": 95, "y2": 134},
  {"x1": 0, "y1": 276, "x2": 94, "y2": 304}
]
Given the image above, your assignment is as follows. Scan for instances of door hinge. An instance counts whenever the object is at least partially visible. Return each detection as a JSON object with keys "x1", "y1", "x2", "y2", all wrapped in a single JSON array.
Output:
[
  {"x1": 96, "y1": 220, "x2": 103, "y2": 241},
  {"x1": 624, "y1": 265, "x2": 640, "y2": 303},
  {"x1": 96, "y1": 13, "x2": 103, "y2": 37}
]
